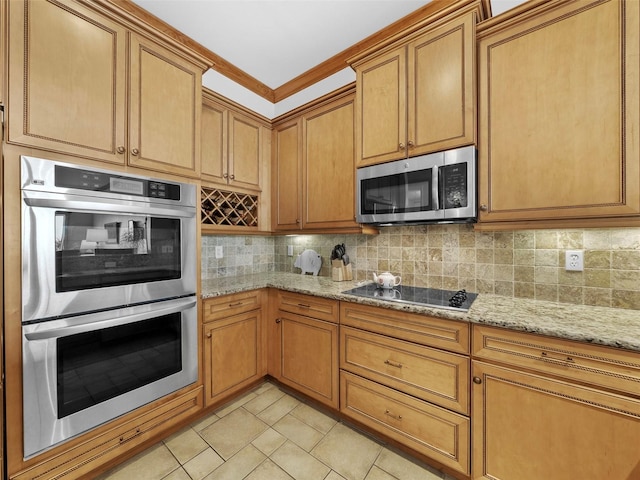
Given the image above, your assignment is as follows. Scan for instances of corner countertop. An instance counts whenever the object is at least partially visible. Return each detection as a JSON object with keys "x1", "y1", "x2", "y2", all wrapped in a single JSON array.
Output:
[{"x1": 201, "y1": 272, "x2": 640, "y2": 353}]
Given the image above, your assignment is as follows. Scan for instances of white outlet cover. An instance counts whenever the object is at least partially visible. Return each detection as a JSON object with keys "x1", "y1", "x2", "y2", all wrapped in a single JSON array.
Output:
[
  {"x1": 565, "y1": 250, "x2": 584, "y2": 271},
  {"x1": 215, "y1": 245, "x2": 223, "y2": 259},
  {"x1": 287, "y1": 245, "x2": 294, "y2": 256}
]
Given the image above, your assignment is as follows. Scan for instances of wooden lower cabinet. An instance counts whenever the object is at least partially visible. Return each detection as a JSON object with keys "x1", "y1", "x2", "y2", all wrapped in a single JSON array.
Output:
[
  {"x1": 12, "y1": 387, "x2": 203, "y2": 480},
  {"x1": 341, "y1": 372, "x2": 470, "y2": 475},
  {"x1": 472, "y1": 361, "x2": 640, "y2": 480},
  {"x1": 340, "y1": 325, "x2": 469, "y2": 414},
  {"x1": 278, "y1": 311, "x2": 339, "y2": 409},
  {"x1": 202, "y1": 290, "x2": 266, "y2": 406}
]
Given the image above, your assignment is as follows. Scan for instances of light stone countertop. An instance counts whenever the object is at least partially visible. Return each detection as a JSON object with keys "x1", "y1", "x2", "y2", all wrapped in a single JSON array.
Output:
[{"x1": 201, "y1": 272, "x2": 640, "y2": 353}]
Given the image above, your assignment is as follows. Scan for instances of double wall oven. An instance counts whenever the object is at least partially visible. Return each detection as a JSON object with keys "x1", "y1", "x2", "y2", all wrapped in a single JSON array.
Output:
[{"x1": 21, "y1": 156, "x2": 198, "y2": 458}]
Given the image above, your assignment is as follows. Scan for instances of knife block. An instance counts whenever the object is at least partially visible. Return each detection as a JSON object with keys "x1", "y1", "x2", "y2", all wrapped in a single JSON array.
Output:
[{"x1": 331, "y1": 259, "x2": 352, "y2": 281}]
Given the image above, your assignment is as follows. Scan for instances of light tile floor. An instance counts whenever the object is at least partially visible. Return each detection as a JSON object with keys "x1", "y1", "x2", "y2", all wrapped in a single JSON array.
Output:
[{"x1": 98, "y1": 381, "x2": 458, "y2": 480}]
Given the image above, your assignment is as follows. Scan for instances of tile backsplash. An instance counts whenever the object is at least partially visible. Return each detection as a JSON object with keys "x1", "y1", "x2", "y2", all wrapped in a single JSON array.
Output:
[{"x1": 202, "y1": 225, "x2": 640, "y2": 310}]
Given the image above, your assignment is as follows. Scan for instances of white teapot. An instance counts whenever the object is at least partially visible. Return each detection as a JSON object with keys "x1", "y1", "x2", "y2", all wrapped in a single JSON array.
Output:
[{"x1": 373, "y1": 271, "x2": 401, "y2": 289}]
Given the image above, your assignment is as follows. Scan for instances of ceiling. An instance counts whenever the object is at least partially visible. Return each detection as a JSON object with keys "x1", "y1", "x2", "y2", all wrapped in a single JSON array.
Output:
[{"x1": 130, "y1": 0, "x2": 527, "y2": 117}]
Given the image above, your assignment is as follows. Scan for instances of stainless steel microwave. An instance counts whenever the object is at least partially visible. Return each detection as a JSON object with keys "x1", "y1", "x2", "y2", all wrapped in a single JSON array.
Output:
[{"x1": 356, "y1": 146, "x2": 476, "y2": 225}]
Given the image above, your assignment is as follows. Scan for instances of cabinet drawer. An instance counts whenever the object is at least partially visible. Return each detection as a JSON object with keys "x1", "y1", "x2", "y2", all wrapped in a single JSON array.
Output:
[
  {"x1": 14, "y1": 387, "x2": 203, "y2": 480},
  {"x1": 277, "y1": 290, "x2": 339, "y2": 323},
  {"x1": 203, "y1": 289, "x2": 263, "y2": 322},
  {"x1": 340, "y1": 302, "x2": 469, "y2": 354},
  {"x1": 473, "y1": 324, "x2": 640, "y2": 397},
  {"x1": 341, "y1": 326, "x2": 469, "y2": 414},
  {"x1": 340, "y1": 371, "x2": 469, "y2": 475}
]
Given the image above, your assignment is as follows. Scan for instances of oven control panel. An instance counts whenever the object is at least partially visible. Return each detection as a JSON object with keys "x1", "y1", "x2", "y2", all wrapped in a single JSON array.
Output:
[{"x1": 55, "y1": 165, "x2": 181, "y2": 200}]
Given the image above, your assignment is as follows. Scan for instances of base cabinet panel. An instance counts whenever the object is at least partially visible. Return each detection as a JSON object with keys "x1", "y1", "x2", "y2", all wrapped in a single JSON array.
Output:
[
  {"x1": 472, "y1": 361, "x2": 640, "y2": 480},
  {"x1": 279, "y1": 312, "x2": 339, "y2": 409},
  {"x1": 341, "y1": 371, "x2": 469, "y2": 475}
]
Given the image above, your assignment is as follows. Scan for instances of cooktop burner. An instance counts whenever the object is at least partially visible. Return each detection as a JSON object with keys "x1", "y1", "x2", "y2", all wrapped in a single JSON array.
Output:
[{"x1": 342, "y1": 284, "x2": 478, "y2": 311}]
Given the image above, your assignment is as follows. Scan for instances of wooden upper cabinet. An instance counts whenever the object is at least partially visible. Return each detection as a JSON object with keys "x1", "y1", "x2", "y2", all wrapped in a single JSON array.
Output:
[
  {"x1": 201, "y1": 92, "x2": 264, "y2": 192},
  {"x1": 272, "y1": 118, "x2": 302, "y2": 230},
  {"x1": 7, "y1": 0, "x2": 127, "y2": 164},
  {"x1": 7, "y1": 0, "x2": 205, "y2": 178},
  {"x1": 128, "y1": 33, "x2": 202, "y2": 178},
  {"x1": 477, "y1": 0, "x2": 640, "y2": 227},
  {"x1": 303, "y1": 94, "x2": 359, "y2": 230},
  {"x1": 355, "y1": 48, "x2": 406, "y2": 166},
  {"x1": 353, "y1": 11, "x2": 476, "y2": 167}
]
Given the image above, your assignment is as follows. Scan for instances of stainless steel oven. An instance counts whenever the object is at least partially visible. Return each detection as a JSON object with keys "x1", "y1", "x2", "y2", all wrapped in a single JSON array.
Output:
[
  {"x1": 22, "y1": 297, "x2": 197, "y2": 458},
  {"x1": 20, "y1": 156, "x2": 198, "y2": 458},
  {"x1": 21, "y1": 156, "x2": 196, "y2": 322}
]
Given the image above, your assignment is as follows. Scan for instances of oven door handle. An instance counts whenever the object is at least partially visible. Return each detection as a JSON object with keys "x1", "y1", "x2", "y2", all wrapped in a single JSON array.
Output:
[
  {"x1": 22, "y1": 192, "x2": 195, "y2": 218},
  {"x1": 24, "y1": 299, "x2": 197, "y2": 341}
]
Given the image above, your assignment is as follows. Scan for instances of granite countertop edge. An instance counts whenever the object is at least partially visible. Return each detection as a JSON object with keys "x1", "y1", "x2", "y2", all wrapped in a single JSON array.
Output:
[{"x1": 201, "y1": 272, "x2": 640, "y2": 353}]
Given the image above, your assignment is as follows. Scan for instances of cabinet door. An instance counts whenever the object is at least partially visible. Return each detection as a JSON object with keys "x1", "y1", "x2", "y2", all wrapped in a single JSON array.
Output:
[
  {"x1": 7, "y1": 0, "x2": 126, "y2": 164},
  {"x1": 478, "y1": 0, "x2": 640, "y2": 225},
  {"x1": 472, "y1": 361, "x2": 640, "y2": 480},
  {"x1": 272, "y1": 119, "x2": 302, "y2": 230},
  {"x1": 303, "y1": 94, "x2": 360, "y2": 229},
  {"x1": 201, "y1": 99, "x2": 228, "y2": 184},
  {"x1": 129, "y1": 33, "x2": 201, "y2": 178},
  {"x1": 355, "y1": 47, "x2": 407, "y2": 167},
  {"x1": 408, "y1": 12, "x2": 475, "y2": 156},
  {"x1": 279, "y1": 312, "x2": 339, "y2": 409},
  {"x1": 228, "y1": 111, "x2": 262, "y2": 191},
  {"x1": 204, "y1": 310, "x2": 263, "y2": 406}
]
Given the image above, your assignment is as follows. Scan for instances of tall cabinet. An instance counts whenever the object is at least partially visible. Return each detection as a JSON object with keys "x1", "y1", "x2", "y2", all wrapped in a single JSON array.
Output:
[
  {"x1": 6, "y1": 0, "x2": 207, "y2": 178},
  {"x1": 477, "y1": 0, "x2": 640, "y2": 228}
]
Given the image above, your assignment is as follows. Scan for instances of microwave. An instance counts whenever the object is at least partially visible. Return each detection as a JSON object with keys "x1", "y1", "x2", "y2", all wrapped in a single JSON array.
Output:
[{"x1": 356, "y1": 146, "x2": 476, "y2": 225}]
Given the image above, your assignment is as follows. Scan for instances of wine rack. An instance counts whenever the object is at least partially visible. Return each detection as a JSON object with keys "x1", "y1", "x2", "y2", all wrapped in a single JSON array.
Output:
[{"x1": 201, "y1": 187, "x2": 259, "y2": 227}]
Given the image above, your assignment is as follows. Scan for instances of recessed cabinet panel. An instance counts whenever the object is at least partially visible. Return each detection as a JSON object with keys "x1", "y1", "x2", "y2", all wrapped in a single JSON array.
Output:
[
  {"x1": 357, "y1": 49, "x2": 406, "y2": 166},
  {"x1": 7, "y1": 0, "x2": 127, "y2": 162},
  {"x1": 272, "y1": 120, "x2": 302, "y2": 230},
  {"x1": 472, "y1": 361, "x2": 640, "y2": 480},
  {"x1": 201, "y1": 102, "x2": 227, "y2": 182},
  {"x1": 129, "y1": 34, "x2": 201, "y2": 177},
  {"x1": 409, "y1": 15, "x2": 474, "y2": 153},
  {"x1": 478, "y1": 0, "x2": 640, "y2": 224},
  {"x1": 229, "y1": 112, "x2": 262, "y2": 190},
  {"x1": 304, "y1": 98, "x2": 357, "y2": 229}
]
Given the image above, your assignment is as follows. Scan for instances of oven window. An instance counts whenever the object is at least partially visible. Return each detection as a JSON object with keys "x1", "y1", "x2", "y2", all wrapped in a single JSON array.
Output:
[
  {"x1": 360, "y1": 169, "x2": 433, "y2": 215},
  {"x1": 55, "y1": 212, "x2": 181, "y2": 292},
  {"x1": 56, "y1": 314, "x2": 182, "y2": 418}
]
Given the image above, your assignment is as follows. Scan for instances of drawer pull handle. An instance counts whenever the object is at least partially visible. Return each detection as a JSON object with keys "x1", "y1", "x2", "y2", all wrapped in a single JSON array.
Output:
[
  {"x1": 297, "y1": 303, "x2": 311, "y2": 308},
  {"x1": 541, "y1": 351, "x2": 575, "y2": 363},
  {"x1": 119, "y1": 428, "x2": 141, "y2": 443},
  {"x1": 384, "y1": 409, "x2": 402, "y2": 421},
  {"x1": 384, "y1": 359, "x2": 403, "y2": 369},
  {"x1": 228, "y1": 302, "x2": 243, "y2": 307}
]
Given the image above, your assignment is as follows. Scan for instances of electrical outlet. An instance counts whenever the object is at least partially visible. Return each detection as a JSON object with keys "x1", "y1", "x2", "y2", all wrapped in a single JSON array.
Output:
[
  {"x1": 215, "y1": 246, "x2": 223, "y2": 259},
  {"x1": 287, "y1": 245, "x2": 294, "y2": 256},
  {"x1": 565, "y1": 250, "x2": 584, "y2": 271}
]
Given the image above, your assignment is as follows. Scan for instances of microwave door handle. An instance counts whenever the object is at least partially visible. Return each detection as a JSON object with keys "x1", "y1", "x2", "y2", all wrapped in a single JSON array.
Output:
[
  {"x1": 432, "y1": 165, "x2": 440, "y2": 211},
  {"x1": 24, "y1": 299, "x2": 196, "y2": 341}
]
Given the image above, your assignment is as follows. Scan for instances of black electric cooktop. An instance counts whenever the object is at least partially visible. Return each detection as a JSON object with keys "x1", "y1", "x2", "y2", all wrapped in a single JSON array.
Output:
[{"x1": 342, "y1": 284, "x2": 478, "y2": 312}]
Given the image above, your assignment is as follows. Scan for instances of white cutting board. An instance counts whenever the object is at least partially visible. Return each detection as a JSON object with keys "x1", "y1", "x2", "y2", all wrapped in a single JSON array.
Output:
[{"x1": 294, "y1": 249, "x2": 322, "y2": 276}]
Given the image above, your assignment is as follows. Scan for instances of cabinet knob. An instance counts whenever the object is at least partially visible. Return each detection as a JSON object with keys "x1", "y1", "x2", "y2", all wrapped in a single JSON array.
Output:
[
  {"x1": 399, "y1": 142, "x2": 405, "y2": 150},
  {"x1": 479, "y1": 204, "x2": 488, "y2": 211},
  {"x1": 206, "y1": 332, "x2": 212, "y2": 338},
  {"x1": 407, "y1": 140, "x2": 414, "y2": 148},
  {"x1": 117, "y1": 146, "x2": 125, "y2": 154},
  {"x1": 230, "y1": 174, "x2": 235, "y2": 180},
  {"x1": 223, "y1": 173, "x2": 229, "y2": 179},
  {"x1": 131, "y1": 148, "x2": 139, "y2": 156},
  {"x1": 275, "y1": 318, "x2": 281, "y2": 324},
  {"x1": 473, "y1": 376, "x2": 483, "y2": 384}
]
